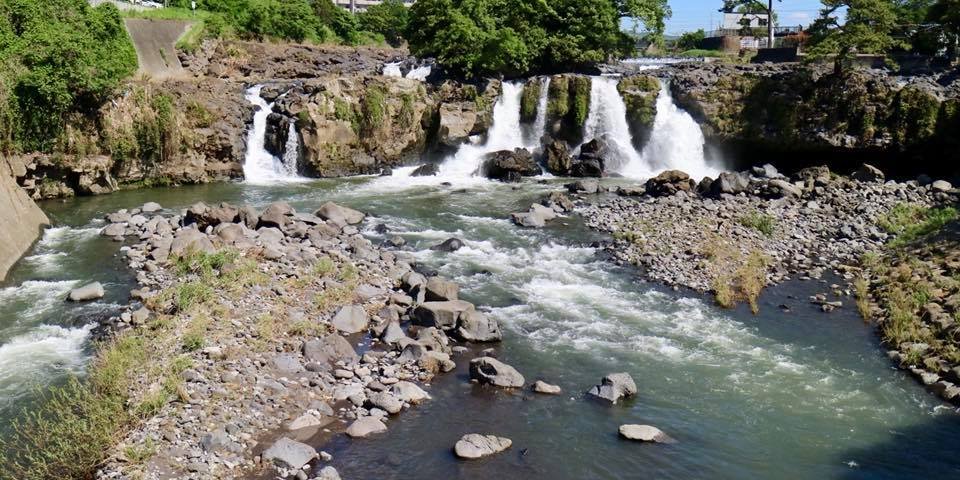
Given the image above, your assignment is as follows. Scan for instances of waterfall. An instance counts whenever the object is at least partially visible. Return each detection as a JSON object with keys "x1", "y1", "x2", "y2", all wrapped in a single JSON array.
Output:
[
  {"x1": 437, "y1": 81, "x2": 526, "y2": 178},
  {"x1": 527, "y1": 76, "x2": 551, "y2": 148},
  {"x1": 242, "y1": 85, "x2": 306, "y2": 184},
  {"x1": 280, "y1": 121, "x2": 300, "y2": 177},
  {"x1": 406, "y1": 65, "x2": 432, "y2": 81},
  {"x1": 580, "y1": 76, "x2": 644, "y2": 174},
  {"x1": 383, "y1": 62, "x2": 402, "y2": 77},
  {"x1": 623, "y1": 82, "x2": 719, "y2": 180},
  {"x1": 578, "y1": 76, "x2": 719, "y2": 180}
]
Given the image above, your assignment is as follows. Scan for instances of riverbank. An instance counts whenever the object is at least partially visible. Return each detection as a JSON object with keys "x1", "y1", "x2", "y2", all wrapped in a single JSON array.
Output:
[
  {"x1": 577, "y1": 163, "x2": 960, "y2": 402},
  {"x1": 3, "y1": 198, "x2": 507, "y2": 479}
]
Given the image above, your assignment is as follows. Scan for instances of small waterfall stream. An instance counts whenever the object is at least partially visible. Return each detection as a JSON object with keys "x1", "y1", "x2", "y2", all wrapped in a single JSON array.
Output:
[
  {"x1": 527, "y1": 76, "x2": 551, "y2": 148},
  {"x1": 435, "y1": 81, "x2": 527, "y2": 178},
  {"x1": 580, "y1": 76, "x2": 644, "y2": 174},
  {"x1": 242, "y1": 85, "x2": 305, "y2": 185}
]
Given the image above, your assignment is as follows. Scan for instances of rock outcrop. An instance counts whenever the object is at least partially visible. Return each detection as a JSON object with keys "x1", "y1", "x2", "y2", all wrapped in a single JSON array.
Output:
[{"x1": 0, "y1": 159, "x2": 49, "y2": 281}]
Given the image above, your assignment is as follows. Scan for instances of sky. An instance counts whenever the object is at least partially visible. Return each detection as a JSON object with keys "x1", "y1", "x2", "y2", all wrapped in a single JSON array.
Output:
[{"x1": 659, "y1": 0, "x2": 829, "y2": 35}]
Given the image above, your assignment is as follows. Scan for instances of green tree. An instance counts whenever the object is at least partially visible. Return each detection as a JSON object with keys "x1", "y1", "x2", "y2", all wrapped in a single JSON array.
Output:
[
  {"x1": 806, "y1": 0, "x2": 900, "y2": 74},
  {"x1": 406, "y1": 0, "x2": 671, "y2": 78},
  {"x1": 359, "y1": 0, "x2": 409, "y2": 47},
  {"x1": 927, "y1": 0, "x2": 960, "y2": 58},
  {"x1": 0, "y1": 0, "x2": 137, "y2": 152},
  {"x1": 676, "y1": 28, "x2": 706, "y2": 50}
]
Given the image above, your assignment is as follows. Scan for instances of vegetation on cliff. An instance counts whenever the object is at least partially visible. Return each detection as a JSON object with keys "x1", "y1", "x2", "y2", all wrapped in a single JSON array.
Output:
[
  {"x1": 406, "y1": 0, "x2": 672, "y2": 78},
  {"x1": 0, "y1": 0, "x2": 137, "y2": 153},
  {"x1": 545, "y1": 75, "x2": 592, "y2": 143}
]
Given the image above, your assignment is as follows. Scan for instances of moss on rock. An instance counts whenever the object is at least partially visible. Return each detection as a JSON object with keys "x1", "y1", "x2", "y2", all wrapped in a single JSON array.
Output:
[
  {"x1": 520, "y1": 78, "x2": 542, "y2": 123},
  {"x1": 618, "y1": 75, "x2": 660, "y2": 148}
]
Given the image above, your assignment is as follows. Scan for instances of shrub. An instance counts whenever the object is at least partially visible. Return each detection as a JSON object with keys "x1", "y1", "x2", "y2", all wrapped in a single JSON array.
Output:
[{"x1": 739, "y1": 211, "x2": 776, "y2": 236}]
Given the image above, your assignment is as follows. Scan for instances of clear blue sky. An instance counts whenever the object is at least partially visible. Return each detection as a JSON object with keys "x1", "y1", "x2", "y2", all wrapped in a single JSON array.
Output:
[{"x1": 657, "y1": 0, "x2": 829, "y2": 35}]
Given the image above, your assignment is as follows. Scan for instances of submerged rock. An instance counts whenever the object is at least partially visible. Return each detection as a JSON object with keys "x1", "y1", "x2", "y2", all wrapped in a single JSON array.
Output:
[
  {"x1": 68, "y1": 282, "x2": 105, "y2": 302},
  {"x1": 532, "y1": 380, "x2": 562, "y2": 394},
  {"x1": 454, "y1": 434, "x2": 512, "y2": 459},
  {"x1": 411, "y1": 163, "x2": 439, "y2": 177},
  {"x1": 618, "y1": 424, "x2": 675, "y2": 443}
]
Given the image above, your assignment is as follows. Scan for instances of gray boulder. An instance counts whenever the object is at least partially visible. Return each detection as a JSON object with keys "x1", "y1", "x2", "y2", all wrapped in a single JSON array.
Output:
[
  {"x1": 469, "y1": 357, "x2": 525, "y2": 388},
  {"x1": 532, "y1": 380, "x2": 562, "y2": 394},
  {"x1": 618, "y1": 424, "x2": 675, "y2": 443},
  {"x1": 481, "y1": 148, "x2": 541, "y2": 182},
  {"x1": 851, "y1": 163, "x2": 884, "y2": 182},
  {"x1": 391, "y1": 381, "x2": 430, "y2": 404},
  {"x1": 456, "y1": 310, "x2": 502, "y2": 342},
  {"x1": 454, "y1": 434, "x2": 512, "y2": 459},
  {"x1": 332, "y1": 305, "x2": 370, "y2": 334},
  {"x1": 315, "y1": 202, "x2": 365, "y2": 227},
  {"x1": 425, "y1": 277, "x2": 459, "y2": 302},
  {"x1": 586, "y1": 372, "x2": 638, "y2": 404},
  {"x1": 432, "y1": 237, "x2": 464, "y2": 252},
  {"x1": 932, "y1": 180, "x2": 953, "y2": 192},
  {"x1": 170, "y1": 229, "x2": 215, "y2": 258},
  {"x1": 258, "y1": 202, "x2": 294, "y2": 229},
  {"x1": 262, "y1": 437, "x2": 317, "y2": 469},
  {"x1": 709, "y1": 171, "x2": 750, "y2": 196},
  {"x1": 345, "y1": 416, "x2": 387, "y2": 438},
  {"x1": 366, "y1": 391, "x2": 403, "y2": 414},
  {"x1": 413, "y1": 300, "x2": 475, "y2": 330},
  {"x1": 302, "y1": 335, "x2": 359, "y2": 365},
  {"x1": 411, "y1": 163, "x2": 439, "y2": 176},
  {"x1": 68, "y1": 282, "x2": 105, "y2": 302}
]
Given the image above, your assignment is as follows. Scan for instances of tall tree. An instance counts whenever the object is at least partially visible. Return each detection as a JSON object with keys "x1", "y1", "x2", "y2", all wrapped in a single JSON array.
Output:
[
  {"x1": 806, "y1": 0, "x2": 900, "y2": 74},
  {"x1": 721, "y1": 0, "x2": 779, "y2": 48},
  {"x1": 927, "y1": 0, "x2": 960, "y2": 58}
]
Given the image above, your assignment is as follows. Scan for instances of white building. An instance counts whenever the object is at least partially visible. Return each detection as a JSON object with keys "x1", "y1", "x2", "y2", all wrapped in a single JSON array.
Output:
[
  {"x1": 335, "y1": 0, "x2": 414, "y2": 13},
  {"x1": 721, "y1": 12, "x2": 770, "y2": 30}
]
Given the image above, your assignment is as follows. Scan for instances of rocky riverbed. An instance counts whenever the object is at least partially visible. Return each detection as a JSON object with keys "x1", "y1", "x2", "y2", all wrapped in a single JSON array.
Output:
[
  {"x1": 579, "y1": 164, "x2": 957, "y2": 301},
  {"x1": 89, "y1": 199, "x2": 511, "y2": 479}
]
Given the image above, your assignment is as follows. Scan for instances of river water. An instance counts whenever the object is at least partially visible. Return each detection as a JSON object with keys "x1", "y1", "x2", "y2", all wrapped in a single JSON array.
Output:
[{"x1": 1, "y1": 74, "x2": 958, "y2": 478}]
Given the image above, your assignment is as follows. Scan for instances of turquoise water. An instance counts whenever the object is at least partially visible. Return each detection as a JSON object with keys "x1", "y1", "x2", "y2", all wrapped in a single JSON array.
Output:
[{"x1": 1, "y1": 176, "x2": 957, "y2": 478}]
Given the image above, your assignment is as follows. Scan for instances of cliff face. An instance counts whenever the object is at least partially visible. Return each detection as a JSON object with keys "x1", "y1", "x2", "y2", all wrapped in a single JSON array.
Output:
[
  {"x1": 268, "y1": 76, "x2": 500, "y2": 176},
  {"x1": 667, "y1": 62, "x2": 960, "y2": 175},
  {"x1": 0, "y1": 157, "x2": 48, "y2": 281}
]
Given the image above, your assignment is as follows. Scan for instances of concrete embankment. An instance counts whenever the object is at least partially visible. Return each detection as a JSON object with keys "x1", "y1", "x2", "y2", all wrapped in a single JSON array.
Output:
[
  {"x1": 124, "y1": 18, "x2": 193, "y2": 80},
  {"x1": 0, "y1": 158, "x2": 49, "y2": 281}
]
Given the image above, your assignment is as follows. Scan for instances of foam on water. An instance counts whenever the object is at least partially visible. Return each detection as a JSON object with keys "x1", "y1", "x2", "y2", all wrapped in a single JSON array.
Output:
[
  {"x1": 0, "y1": 280, "x2": 78, "y2": 322},
  {"x1": 382, "y1": 62, "x2": 402, "y2": 77},
  {"x1": 0, "y1": 324, "x2": 94, "y2": 406}
]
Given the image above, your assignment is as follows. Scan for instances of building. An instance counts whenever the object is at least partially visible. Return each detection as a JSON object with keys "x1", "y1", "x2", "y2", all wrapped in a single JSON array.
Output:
[
  {"x1": 721, "y1": 12, "x2": 770, "y2": 31},
  {"x1": 334, "y1": 0, "x2": 414, "y2": 13}
]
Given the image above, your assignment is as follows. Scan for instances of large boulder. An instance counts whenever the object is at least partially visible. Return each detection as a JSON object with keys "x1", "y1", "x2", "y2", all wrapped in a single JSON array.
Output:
[
  {"x1": 413, "y1": 300, "x2": 475, "y2": 330},
  {"x1": 510, "y1": 203, "x2": 557, "y2": 228},
  {"x1": 481, "y1": 148, "x2": 542, "y2": 182},
  {"x1": 68, "y1": 282, "x2": 105, "y2": 302},
  {"x1": 332, "y1": 305, "x2": 370, "y2": 334},
  {"x1": 425, "y1": 277, "x2": 459, "y2": 301},
  {"x1": 170, "y1": 229, "x2": 215, "y2": 258},
  {"x1": 572, "y1": 138, "x2": 607, "y2": 177},
  {"x1": 257, "y1": 202, "x2": 295, "y2": 229},
  {"x1": 315, "y1": 202, "x2": 365, "y2": 227},
  {"x1": 345, "y1": 416, "x2": 387, "y2": 438},
  {"x1": 469, "y1": 357, "x2": 525, "y2": 388},
  {"x1": 851, "y1": 163, "x2": 884, "y2": 182},
  {"x1": 709, "y1": 171, "x2": 751, "y2": 196},
  {"x1": 366, "y1": 391, "x2": 403, "y2": 414},
  {"x1": 411, "y1": 163, "x2": 439, "y2": 177},
  {"x1": 543, "y1": 139, "x2": 574, "y2": 175},
  {"x1": 262, "y1": 437, "x2": 317, "y2": 469},
  {"x1": 302, "y1": 335, "x2": 359, "y2": 365},
  {"x1": 391, "y1": 381, "x2": 430, "y2": 404},
  {"x1": 586, "y1": 372, "x2": 637, "y2": 404},
  {"x1": 644, "y1": 170, "x2": 694, "y2": 197},
  {"x1": 454, "y1": 434, "x2": 512, "y2": 459},
  {"x1": 456, "y1": 310, "x2": 502, "y2": 342}
]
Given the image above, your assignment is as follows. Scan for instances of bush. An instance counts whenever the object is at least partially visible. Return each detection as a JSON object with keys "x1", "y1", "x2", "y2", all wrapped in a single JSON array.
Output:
[
  {"x1": 675, "y1": 29, "x2": 705, "y2": 50},
  {"x1": 878, "y1": 203, "x2": 958, "y2": 246},
  {"x1": 739, "y1": 211, "x2": 776, "y2": 236},
  {"x1": 358, "y1": 0, "x2": 409, "y2": 47}
]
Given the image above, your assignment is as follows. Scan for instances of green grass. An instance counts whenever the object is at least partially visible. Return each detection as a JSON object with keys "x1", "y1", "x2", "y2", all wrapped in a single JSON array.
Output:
[
  {"x1": 739, "y1": 211, "x2": 777, "y2": 237},
  {"x1": 679, "y1": 49, "x2": 730, "y2": 58},
  {"x1": 878, "y1": 203, "x2": 958, "y2": 246},
  {"x1": 0, "y1": 335, "x2": 147, "y2": 479}
]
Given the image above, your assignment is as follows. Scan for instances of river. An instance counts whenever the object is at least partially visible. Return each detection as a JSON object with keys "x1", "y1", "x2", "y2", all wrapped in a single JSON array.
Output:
[{"x1": 0, "y1": 72, "x2": 958, "y2": 478}]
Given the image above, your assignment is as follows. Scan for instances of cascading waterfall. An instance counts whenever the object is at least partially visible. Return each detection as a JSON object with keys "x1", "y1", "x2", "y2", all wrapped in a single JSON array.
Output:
[
  {"x1": 579, "y1": 75, "x2": 718, "y2": 180},
  {"x1": 382, "y1": 62, "x2": 402, "y2": 77},
  {"x1": 526, "y1": 76, "x2": 551, "y2": 148},
  {"x1": 405, "y1": 65, "x2": 432, "y2": 81},
  {"x1": 625, "y1": 82, "x2": 719, "y2": 180},
  {"x1": 436, "y1": 81, "x2": 527, "y2": 178},
  {"x1": 580, "y1": 76, "x2": 644, "y2": 174},
  {"x1": 242, "y1": 85, "x2": 305, "y2": 184}
]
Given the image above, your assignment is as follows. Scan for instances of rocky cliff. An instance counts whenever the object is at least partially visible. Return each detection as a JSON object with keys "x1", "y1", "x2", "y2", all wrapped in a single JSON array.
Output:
[
  {"x1": 667, "y1": 62, "x2": 960, "y2": 176},
  {"x1": 266, "y1": 76, "x2": 500, "y2": 176},
  {"x1": 0, "y1": 158, "x2": 48, "y2": 281}
]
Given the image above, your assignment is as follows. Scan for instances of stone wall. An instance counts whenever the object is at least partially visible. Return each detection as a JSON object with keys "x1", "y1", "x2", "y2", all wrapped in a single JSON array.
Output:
[{"x1": 0, "y1": 158, "x2": 48, "y2": 281}]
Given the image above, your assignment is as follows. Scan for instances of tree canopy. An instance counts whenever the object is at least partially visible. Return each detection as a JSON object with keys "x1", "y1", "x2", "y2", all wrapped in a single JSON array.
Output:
[
  {"x1": 359, "y1": 0, "x2": 410, "y2": 47},
  {"x1": 406, "y1": 0, "x2": 672, "y2": 78},
  {"x1": 806, "y1": 0, "x2": 900, "y2": 72},
  {"x1": 0, "y1": 0, "x2": 137, "y2": 152}
]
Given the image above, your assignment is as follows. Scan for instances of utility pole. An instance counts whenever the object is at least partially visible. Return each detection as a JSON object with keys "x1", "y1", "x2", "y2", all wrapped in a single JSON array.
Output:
[
  {"x1": 767, "y1": 0, "x2": 774, "y2": 48},
  {"x1": 350, "y1": 0, "x2": 356, "y2": 14}
]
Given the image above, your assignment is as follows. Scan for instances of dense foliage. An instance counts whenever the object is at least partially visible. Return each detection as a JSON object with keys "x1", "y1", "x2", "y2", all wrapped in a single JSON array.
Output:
[
  {"x1": 806, "y1": 0, "x2": 900, "y2": 72},
  {"x1": 0, "y1": 0, "x2": 137, "y2": 152},
  {"x1": 406, "y1": 0, "x2": 672, "y2": 78},
  {"x1": 359, "y1": 0, "x2": 410, "y2": 47}
]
